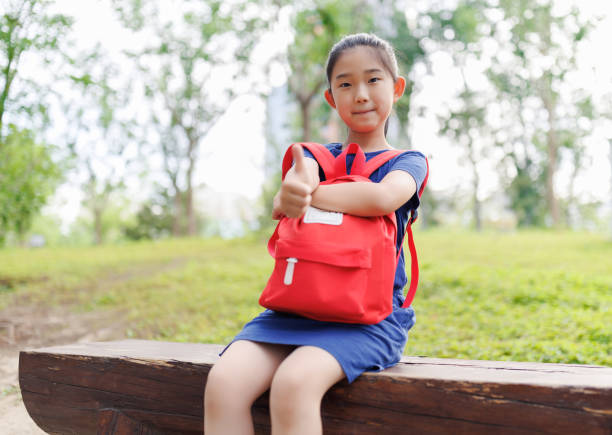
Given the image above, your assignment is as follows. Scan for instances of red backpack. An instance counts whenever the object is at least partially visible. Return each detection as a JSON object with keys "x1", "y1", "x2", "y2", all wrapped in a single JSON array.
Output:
[{"x1": 259, "y1": 142, "x2": 428, "y2": 324}]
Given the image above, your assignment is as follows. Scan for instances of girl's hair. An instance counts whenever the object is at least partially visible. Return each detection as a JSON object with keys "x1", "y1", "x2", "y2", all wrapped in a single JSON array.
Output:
[{"x1": 325, "y1": 33, "x2": 400, "y2": 136}]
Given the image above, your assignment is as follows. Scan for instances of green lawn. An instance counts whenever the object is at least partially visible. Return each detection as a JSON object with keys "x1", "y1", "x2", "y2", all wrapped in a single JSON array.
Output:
[{"x1": 1, "y1": 229, "x2": 610, "y2": 366}]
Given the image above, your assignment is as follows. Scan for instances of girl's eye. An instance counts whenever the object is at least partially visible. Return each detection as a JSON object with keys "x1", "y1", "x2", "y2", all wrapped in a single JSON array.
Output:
[
  {"x1": 339, "y1": 82, "x2": 350, "y2": 88},
  {"x1": 369, "y1": 77, "x2": 381, "y2": 83}
]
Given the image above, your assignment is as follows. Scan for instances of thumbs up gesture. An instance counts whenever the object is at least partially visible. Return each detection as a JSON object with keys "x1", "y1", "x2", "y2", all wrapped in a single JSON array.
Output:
[{"x1": 274, "y1": 144, "x2": 314, "y2": 219}]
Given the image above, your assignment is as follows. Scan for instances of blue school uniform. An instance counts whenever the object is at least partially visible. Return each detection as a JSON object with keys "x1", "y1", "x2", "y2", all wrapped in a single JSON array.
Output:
[{"x1": 223, "y1": 143, "x2": 428, "y2": 383}]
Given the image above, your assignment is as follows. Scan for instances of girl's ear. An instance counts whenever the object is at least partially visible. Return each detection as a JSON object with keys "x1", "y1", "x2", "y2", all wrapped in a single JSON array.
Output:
[
  {"x1": 393, "y1": 76, "x2": 407, "y2": 102},
  {"x1": 324, "y1": 89, "x2": 336, "y2": 109}
]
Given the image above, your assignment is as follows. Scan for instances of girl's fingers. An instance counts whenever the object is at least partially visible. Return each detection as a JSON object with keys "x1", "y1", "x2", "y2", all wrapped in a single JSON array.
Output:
[
  {"x1": 284, "y1": 191, "x2": 311, "y2": 206},
  {"x1": 292, "y1": 144, "x2": 306, "y2": 179},
  {"x1": 284, "y1": 180, "x2": 310, "y2": 197},
  {"x1": 282, "y1": 194, "x2": 311, "y2": 218},
  {"x1": 278, "y1": 178, "x2": 311, "y2": 218}
]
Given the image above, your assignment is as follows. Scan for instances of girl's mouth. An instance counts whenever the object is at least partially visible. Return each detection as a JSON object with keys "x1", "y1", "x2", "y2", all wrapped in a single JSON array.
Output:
[{"x1": 353, "y1": 109, "x2": 375, "y2": 115}]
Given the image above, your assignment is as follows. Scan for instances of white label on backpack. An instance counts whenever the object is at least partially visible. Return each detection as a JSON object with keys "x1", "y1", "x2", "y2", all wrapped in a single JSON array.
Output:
[{"x1": 303, "y1": 206, "x2": 343, "y2": 225}]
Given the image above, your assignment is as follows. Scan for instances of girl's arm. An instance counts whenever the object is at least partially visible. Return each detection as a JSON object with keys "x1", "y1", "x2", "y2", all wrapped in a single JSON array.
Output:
[
  {"x1": 311, "y1": 170, "x2": 417, "y2": 216},
  {"x1": 272, "y1": 145, "x2": 320, "y2": 219}
]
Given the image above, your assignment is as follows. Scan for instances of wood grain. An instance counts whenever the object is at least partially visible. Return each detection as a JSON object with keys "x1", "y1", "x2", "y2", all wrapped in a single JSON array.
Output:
[{"x1": 19, "y1": 340, "x2": 612, "y2": 434}]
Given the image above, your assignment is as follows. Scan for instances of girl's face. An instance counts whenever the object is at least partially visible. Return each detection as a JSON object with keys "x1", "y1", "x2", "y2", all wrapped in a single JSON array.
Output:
[{"x1": 325, "y1": 46, "x2": 405, "y2": 137}]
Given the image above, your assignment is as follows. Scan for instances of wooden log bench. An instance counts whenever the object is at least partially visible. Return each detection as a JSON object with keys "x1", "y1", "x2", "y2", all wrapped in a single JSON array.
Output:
[{"x1": 19, "y1": 339, "x2": 612, "y2": 434}]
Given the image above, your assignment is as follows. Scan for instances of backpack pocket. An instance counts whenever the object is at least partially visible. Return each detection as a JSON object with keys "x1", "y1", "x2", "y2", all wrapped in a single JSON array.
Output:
[{"x1": 260, "y1": 238, "x2": 390, "y2": 324}]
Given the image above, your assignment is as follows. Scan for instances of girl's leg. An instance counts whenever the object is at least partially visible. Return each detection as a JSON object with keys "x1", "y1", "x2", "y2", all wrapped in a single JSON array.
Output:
[
  {"x1": 269, "y1": 346, "x2": 346, "y2": 435},
  {"x1": 204, "y1": 340, "x2": 294, "y2": 435}
]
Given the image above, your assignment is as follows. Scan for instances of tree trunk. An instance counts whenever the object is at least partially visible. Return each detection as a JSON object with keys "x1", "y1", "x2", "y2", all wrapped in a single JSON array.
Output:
[
  {"x1": 472, "y1": 171, "x2": 482, "y2": 231},
  {"x1": 185, "y1": 186, "x2": 195, "y2": 236},
  {"x1": 609, "y1": 139, "x2": 612, "y2": 240},
  {"x1": 301, "y1": 99, "x2": 311, "y2": 142},
  {"x1": 538, "y1": 12, "x2": 560, "y2": 228},
  {"x1": 94, "y1": 206, "x2": 103, "y2": 245},
  {"x1": 541, "y1": 81, "x2": 560, "y2": 227},
  {"x1": 172, "y1": 191, "x2": 182, "y2": 237},
  {"x1": 186, "y1": 137, "x2": 197, "y2": 236},
  {"x1": 566, "y1": 153, "x2": 581, "y2": 229},
  {"x1": 467, "y1": 141, "x2": 481, "y2": 231},
  {"x1": 546, "y1": 122, "x2": 560, "y2": 227}
]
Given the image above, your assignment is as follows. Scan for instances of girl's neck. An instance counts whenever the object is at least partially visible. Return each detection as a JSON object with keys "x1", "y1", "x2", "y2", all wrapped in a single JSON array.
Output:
[{"x1": 343, "y1": 129, "x2": 393, "y2": 152}]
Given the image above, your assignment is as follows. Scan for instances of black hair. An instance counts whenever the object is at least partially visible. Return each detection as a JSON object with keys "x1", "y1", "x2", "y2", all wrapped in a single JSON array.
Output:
[{"x1": 325, "y1": 33, "x2": 400, "y2": 137}]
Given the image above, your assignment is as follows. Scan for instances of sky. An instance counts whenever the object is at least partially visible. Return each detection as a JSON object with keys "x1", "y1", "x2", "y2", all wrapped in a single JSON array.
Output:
[{"x1": 43, "y1": 0, "x2": 612, "y2": 229}]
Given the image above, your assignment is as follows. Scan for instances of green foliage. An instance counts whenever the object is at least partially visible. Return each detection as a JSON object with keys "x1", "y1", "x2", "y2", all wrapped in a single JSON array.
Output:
[
  {"x1": 1, "y1": 231, "x2": 610, "y2": 366},
  {"x1": 491, "y1": 0, "x2": 595, "y2": 228},
  {"x1": 0, "y1": 1, "x2": 73, "y2": 245},
  {"x1": 123, "y1": 191, "x2": 174, "y2": 241},
  {"x1": 428, "y1": 0, "x2": 485, "y2": 47},
  {"x1": 426, "y1": 0, "x2": 598, "y2": 229},
  {"x1": 0, "y1": 0, "x2": 73, "y2": 138},
  {"x1": 23, "y1": 213, "x2": 64, "y2": 246},
  {"x1": 410, "y1": 230, "x2": 611, "y2": 364},
  {"x1": 0, "y1": 127, "x2": 63, "y2": 245},
  {"x1": 111, "y1": 0, "x2": 282, "y2": 236},
  {"x1": 507, "y1": 162, "x2": 547, "y2": 227}
]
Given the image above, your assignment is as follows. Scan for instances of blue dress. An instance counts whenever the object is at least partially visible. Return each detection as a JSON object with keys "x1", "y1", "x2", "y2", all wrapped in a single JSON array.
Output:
[{"x1": 223, "y1": 143, "x2": 429, "y2": 383}]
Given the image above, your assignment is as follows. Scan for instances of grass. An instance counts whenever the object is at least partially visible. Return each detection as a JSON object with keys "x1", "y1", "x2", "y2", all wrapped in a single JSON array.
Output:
[{"x1": 0, "y1": 229, "x2": 610, "y2": 366}]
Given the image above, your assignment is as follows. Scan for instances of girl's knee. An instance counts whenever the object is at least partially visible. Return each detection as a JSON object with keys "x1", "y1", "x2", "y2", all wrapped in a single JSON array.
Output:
[
  {"x1": 205, "y1": 363, "x2": 249, "y2": 413},
  {"x1": 269, "y1": 365, "x2": 322, "y2": 409}
]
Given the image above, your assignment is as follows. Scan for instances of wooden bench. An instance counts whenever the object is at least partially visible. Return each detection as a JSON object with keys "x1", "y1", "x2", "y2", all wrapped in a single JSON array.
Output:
[{"x1": 19, "y1": 339, "x2": 612, "y2": 434}]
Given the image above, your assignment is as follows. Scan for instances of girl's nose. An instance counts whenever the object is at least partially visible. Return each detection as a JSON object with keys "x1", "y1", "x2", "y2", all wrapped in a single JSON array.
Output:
[{"x1": 354, "y1": 84, "x2": 369, "y2": 103}]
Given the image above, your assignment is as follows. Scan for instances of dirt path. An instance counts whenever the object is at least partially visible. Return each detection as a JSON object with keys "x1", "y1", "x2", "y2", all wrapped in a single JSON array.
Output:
[
  {"x1": 0, "y1": 258, "x2": 187, "y2": 434},
  {"x1": 0, "y1": 306, "x2": 129, "y2": 434}
]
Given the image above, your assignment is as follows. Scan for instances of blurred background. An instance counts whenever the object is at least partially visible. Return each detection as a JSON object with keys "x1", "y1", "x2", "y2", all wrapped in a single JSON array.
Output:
[
  {"x1": 1, "y1": 3, "x2": 611, "y2": 427},
  {"x1": 1, "y1": 0, "x2": 611, "y2": 245}
]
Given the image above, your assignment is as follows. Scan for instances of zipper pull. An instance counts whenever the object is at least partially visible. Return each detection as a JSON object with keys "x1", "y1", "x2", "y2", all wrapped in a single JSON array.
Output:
[{"x1": 283, "y1": 258, "x2": 298, "y2": 285}]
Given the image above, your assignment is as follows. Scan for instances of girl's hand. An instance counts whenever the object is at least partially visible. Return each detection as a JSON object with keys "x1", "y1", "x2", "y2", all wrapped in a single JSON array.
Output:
[
  {"x1": 278, "y1": 145, "x2": 313, "y2": 219},
  {"x1": 272, "y1": 192, "x2": 285, "y2": 220}
]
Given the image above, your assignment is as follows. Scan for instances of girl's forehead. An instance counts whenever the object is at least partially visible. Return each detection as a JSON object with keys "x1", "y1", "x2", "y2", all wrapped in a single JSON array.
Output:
[{"x1": 331, "y1": 46, "x2": 389, "y2": 78}]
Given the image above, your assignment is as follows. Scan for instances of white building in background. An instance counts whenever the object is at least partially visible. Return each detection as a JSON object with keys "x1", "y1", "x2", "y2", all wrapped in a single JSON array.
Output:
[
  {"x1": 198, "y1": 189, "x2": 257, "y2": 238},
  {"x1": 264, "y1": 85, "x2": 294, "y2": 179}
]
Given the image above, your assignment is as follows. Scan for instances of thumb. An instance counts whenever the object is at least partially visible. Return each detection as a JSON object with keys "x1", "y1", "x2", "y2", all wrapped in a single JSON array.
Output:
[{"x1": 292, "y1": 144, "x2": 306, "y2": 177}]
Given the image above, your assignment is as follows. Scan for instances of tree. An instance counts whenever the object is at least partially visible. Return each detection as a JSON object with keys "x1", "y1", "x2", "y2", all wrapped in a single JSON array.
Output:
[
  {"x1": 487, "y1": 60, "x2": 548, "y2": 227},
  {"x1": 439, "y1": 86, "x2": 489, "y2": 230},
  {"x1": 62, "y1": 48, "x2": 130, "y2": 245},
  {"x1": 429, "y1": 0, "x2": 491, "y2": 230},
  {"x1": 0, "y1": 0, "x2": 72, "y2": 139},
  {"x1": 122, "y1": 185, "x2": 174, "y2": 241},
  {"x1": 382, "y1": 3, "x2": 425, "y2": 148},
  {"x1": 0, "y1": 127, "x2": 62, "y2": 244},
  {"x1": 492, "y1": 0, "x2": 593, "y2": 227},
  {"x1": 559, "y1": 94, "x2": 595, "y2": 228},
  {"x1": 609, "y1": 138, "x2": 612, "y2": 240},
  {"x1": 0, "y1": 0, "x2": 70, "y2": 244},
  {"x1": 112, "y1": 0, "x2": 282, "y2": 236}
]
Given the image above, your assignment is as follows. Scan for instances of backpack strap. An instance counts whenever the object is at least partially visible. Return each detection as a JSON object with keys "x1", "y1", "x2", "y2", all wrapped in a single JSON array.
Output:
[
  {"x1": 281, "y1": 143, "x2": 336, "y2": 180},
  {"x1": 402, "y1": 154, "x2": 429, "y2": 307},
  {"x1": 407, "y1": 155, "x2": 429, "y2": 225},
  {"x1": 331, "y1": 142, "x2": 366, "y2": 178},
  {"x1": 361, "y1": 149, "x2": 403, "y2": 177},
  {"x1": 400, "y1": 224, "x2": 419, "y2": 308},
  {"x1": 343, "y1": 147, "x2": 430, "y2": 308},
  {"x1": 333, "y1": 145, "x2": 429, "y2": 309}
]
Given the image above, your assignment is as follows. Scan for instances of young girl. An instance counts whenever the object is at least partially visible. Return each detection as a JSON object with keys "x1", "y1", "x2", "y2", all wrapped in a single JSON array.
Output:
[{"x1": 204, "y1": 33, "x2": 428, "y2": 434}]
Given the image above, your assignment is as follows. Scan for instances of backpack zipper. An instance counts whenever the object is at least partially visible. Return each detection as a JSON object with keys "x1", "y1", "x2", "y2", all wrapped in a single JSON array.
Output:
[{"x1": 283, "y1": 257, "x2": 298, "y2": 285}]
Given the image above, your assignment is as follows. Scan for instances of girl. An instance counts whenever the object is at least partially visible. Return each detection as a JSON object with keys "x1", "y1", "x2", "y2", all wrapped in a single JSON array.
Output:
[{"x1": 204, "y1": 33, "x2": 428, "y2": 434}]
